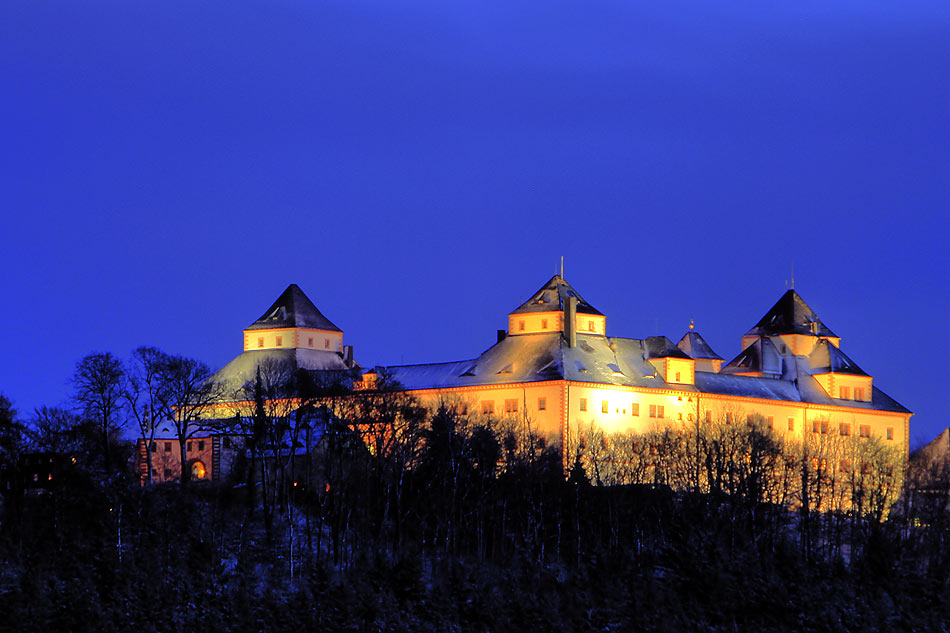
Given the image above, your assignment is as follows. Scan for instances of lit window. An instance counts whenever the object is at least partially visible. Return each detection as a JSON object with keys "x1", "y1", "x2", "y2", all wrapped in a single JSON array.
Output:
[
  {"x1": 258, "y1": 338, "x2": 264, "y2": 348},
  {"x1": 787, "y1": 418, "x2": 794, "y2": 432},
  {"x1": 601, "y1": 400, "x2": 609, "y2": 414},
  {"x1": 579, "y1": 398, "x2": 587, "y2": 412},
  {"x1": 192, "y1": 461, "x2": 207, "y2": 480},
  {"x1": 505, "y1": 399, "x2": 518, "y2": 413},
  {"x1": 767, "y1": 416, "x2": 774, "y2": 429},
  {"x1": 657, "y1": 405, "x2": 664, "y2": 419},
  {"x1": 631, "y1": 403, "x2": 639, "y2": 416},
  {"x1": 886, "y1": 427, "x2": 893, "y2": 440},
  {"x1": 854, "y1": 387, "x2": 865, "y2": 401},
  {"x1": 678, "y1": 413, "x2": 683, "y2": 421},
  {"x1": 812, "y1": 421, "x2": 819, "y2": 433},
  {"x1": 538, "y1": 397, "x2": 546, "y2": 411},
  {"x1": 821, "y1": 421, "x2": 829, "y2": 434},
  {"x1": 839, "y1": 386, "x2": 850, "y2": 399},
  {"x1": 276, "y1": 336, "x2": 283, "y2": 347},
  {"x1": 859, "y1": 425, "x2": 870, "y2": 438},
  {"x1": 675, "y1": 372, "x2": 681, "y2": 382},
  {"x1": 541, "y1": 319, "x2": 548, "y2": 329},
  {"x1": 588, "y1": 321, "x2": 595, "y2": 332},
  {"x1": 649, "y1": 404, "x2": 657, "y2": 418},
  {"x1": 839, "y1": 423, "x2": 850, "y2": 436},
  {"x1": 519, "y1": 320, "x2": 525, "y2": 331},
  {"x1": 481, "y1": 401, "x2": 495, "y2": 415}
]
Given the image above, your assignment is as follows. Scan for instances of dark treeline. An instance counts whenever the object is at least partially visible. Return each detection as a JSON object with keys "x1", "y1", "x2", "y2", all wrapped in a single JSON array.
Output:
[{"x1": 1, "y1": 362, "x2": 949, "y2": 632}]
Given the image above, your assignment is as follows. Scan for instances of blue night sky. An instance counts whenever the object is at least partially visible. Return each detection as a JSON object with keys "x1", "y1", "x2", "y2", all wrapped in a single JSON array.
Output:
[{"x1": 2, "y1": 1, "x2": 948, "y2": 446}]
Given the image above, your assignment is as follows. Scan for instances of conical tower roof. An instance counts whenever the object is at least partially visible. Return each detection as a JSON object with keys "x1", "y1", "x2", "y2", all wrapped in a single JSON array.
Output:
[
  {"x1": 745, "y1": 289, "x2": 836, "y2": 338},
  {"x1": 677, "y1": 330, "x2": 724, "y2": 360},
  {"x1": 246, "y1": 284, "x2": 341, "y2": 332},
  {"x1": 510, "y1": 275, "x2": 602, "y2": 316}
]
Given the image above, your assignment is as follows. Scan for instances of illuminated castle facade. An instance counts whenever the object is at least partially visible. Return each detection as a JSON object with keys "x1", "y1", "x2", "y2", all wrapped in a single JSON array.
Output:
[
  {"x1": 139, "y1": 275, "x2": 910, "y2": 483},
  {"x1": 361, "y1": 275, "x2": 911, "y2": 456}
]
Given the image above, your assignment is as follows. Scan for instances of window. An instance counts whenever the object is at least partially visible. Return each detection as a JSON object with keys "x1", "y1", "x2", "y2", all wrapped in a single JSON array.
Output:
[
  {"x1": 839, "y1": 423, "x2": 851, "y2": 436},
  {"x1": 541, "y1": 319, "x2": 548, "y2": 329},
  {"x1": 854, "y1": 387, "x2": 865, "y2": 401},
  {"x1": 840, "y1": 459, "x2": 851, "y2": 472},
  {"x1": 726, "y1": 412, "x2": 733, "y2": 425},
  {"x1": 150, "y1": 442, "x2": 157, "y2": 453},
  {"x1": 276, "y1": 335, "x2": 283, "y2": 347},
  {"x1": 308, "y1": 337, "x2": 314, "y2": 347},
  {"x1": 859, "y1": 425, "x2": 871, "y2": 438},
  {"x1": 579, "y1": 398, "x2": 587, "y2": 412},
  {"x1": 677, "y1": 413, "x2": 683, "y2": 421},
  {"x1": 164, "y1": 469, "x2": 172, "y2": 479},
  {"x1": 767, "y1": 416, "x2": 774, "y2": 429},
  {"x1": 839, "y1": 386, "x2": 850, "y2": 399},
  {"x1": 705, "y1": 410, "x2": 711, "y2": 423},
  {"x1": 601, "y1": 400, "x2": 609, "y2": 414},
  {"x1": 812, "y1": 421, "x2": 820, "y2": 433},
  {"x1": 675, "y1": 372, "x2": 681, "y2": 382},
  {"x1": 258, "y1": 337, "x2": 264, "y2": 348},
  {"x1": 788, "y1": 418, "x2": 795, "y2": 432},
  {"x1": 649, "y1": 404, "x2": 657, "y2": 418},
  {"x1": 657, "y1": 405, "x2": 664, "y2": 419},
  {"x1": 519, "y1": 320, "x2": 525, "y2": 331},
  {"x1": 538, "y1": 397, "x2": 546, "y2": 411},
  {"x1": 886, "y1": 427, "x2": 893, "y2": 440},
  {"x1": 325, "y1": 339, "x2": 330, "y2": 349},
  {"x1": 165, "y1": 442, "x2": 172, "y2": 452},
  {"x1": 505, "y1": 399, "x2": 519, "y2": 413},
  {"x1": 821, "y1": 421, "x2": 829, "y2": 434},
  {"x1": 187, "y1": 441, "x2": 192, "y2": 451},
  {"x1": 481, "y1": 401, "x2": 495, "y2": 415},
  {"x1": 198, "y1": 440, "x2": 205, "y2": 451},
  {"x1": 631, "y1": 403, "x2": 639, "y2": 416},
  {"x1": 224, "y1": 436, "x2": 232, "y2": 449}
]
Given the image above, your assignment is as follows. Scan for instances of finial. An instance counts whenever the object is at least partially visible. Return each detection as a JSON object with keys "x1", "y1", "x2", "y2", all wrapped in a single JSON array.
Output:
[
  {"x1": 560, "y1": 255, "x2": 564, "y2": 279},
  {"x1": 790, "y1": 262, "x2": 795, "y2": 290},
  {"x1": 689, "y1": 319, "x2": 695, "y2": 330}
]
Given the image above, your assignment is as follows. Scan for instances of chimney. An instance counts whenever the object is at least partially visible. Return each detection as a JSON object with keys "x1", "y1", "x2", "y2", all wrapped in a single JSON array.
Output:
[
  {"x1": 343, "y1": 345, "x2": 354, "y2": 366},
  {"x1": 563, "y1": 296, "x2": 577, "y2": 348},
  {"x1": 497, "y1": 329, "x2": 507, "y2": 344}
]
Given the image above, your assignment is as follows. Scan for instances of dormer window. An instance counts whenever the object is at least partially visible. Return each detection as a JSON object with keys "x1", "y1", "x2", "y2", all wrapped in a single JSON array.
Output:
[
  {"x1": 839, "y1": 386, "x2": 850, "y2": 399},
  {"x1": 519, "y1": 320, "x2": 525, "y2": 331},
  {"x1": 325, "y1": 339, "x2": 330, "y2": 349},
  {"x1": 541, "y1": 319, "x2": 548, "y2": 329},
  {"x1": 258, "y1": 338, "x2": 264, "y2": 348},
  {"x1": 276, "y1": 336, "x2": 283, "y2": 347},
  {"x1": 588, "y1": 321, "x2": 595, "y2": 332},
  {"x1": 308, "y1": 337, "x2": 314, "y2": 347}
]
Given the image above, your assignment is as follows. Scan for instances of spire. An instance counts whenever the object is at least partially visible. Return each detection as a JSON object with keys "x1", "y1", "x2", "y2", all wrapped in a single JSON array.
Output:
[{"x1": 246, "y1": 284, "x2": 341, "y2": 332}]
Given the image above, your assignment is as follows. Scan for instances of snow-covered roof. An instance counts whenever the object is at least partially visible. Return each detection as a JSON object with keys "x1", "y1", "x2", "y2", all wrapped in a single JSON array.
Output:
[
  {"x1": 808, "y1": 339, "x2": 869, "y2": 376},
  {"x1": 246, "y1": 284, "x2": 342, "y2": 332},
  {"x1": 677, "y1": 330, "x2": 724, "y2": 360},
  {"x1": 745, "y1": 289, "x2": 837, "y2": 338},
  {"x1": 210, "y1": 348, "x2": 358, "y2": 400},
  {"x1": 510, "y1": 275, "x2": 603, "y2": 316},
  {"x1": 721, "y1": 337, "x2": 783, "y2": 376}
]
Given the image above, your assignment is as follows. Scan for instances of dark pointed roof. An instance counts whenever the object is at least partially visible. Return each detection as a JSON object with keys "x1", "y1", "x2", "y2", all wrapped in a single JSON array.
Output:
[
  {"x1": 644, "y1": 336, "x2": 692, "y2": 360},
  {"x1": 510, "y1": 275, "x2": 603, "y2": 315},
  {"x1": 721, "y1": 337, "x2": 783, "y2": 376},
  {"x1": 808, "y1": 340, "x2": 868, "y2": 376},
  {"x1": 745, "y1": 289, "x2": 837, "y2": 338},
  {"x1": 246, "y1": 284, "x2": 341, "y2": 332},
  {"x1": 677, "y1": 331, "x2": 724, "y2": 360}
]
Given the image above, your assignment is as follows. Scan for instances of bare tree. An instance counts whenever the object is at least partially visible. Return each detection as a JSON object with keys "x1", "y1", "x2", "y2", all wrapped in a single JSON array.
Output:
[
  {"x1": 72, "y1": 352, "x2": 127, "y2": 475},
  {"x1": 125, "y1": 346, "x2": 173, "y2": 484},
  {"x1": 155, "y1": 354, "x2": 221, "y2": 484}
]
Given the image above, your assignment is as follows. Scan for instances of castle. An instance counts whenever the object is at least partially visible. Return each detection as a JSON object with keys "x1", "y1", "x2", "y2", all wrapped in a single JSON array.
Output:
[{"x1": 139, "y1": 275, "x2": 910, "y2": 482}]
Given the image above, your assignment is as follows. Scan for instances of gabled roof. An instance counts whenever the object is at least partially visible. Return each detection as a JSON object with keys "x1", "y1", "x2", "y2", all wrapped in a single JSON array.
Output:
[
  {"x1": 510, "y1": 275, "x2": 603, "y2": 316},
  {"x1": 721, "y1": 337, "x2": 783, "y2": 376},
  {"x1": 210, "y1": 348, "x2": 359, "y2": 401},
  {"x1": 246, "y1": 284, "x2": 341, "y2": 332},
  {"x1": 808, "y1": 340, "x2": 869, "y2": 376},
  {"x1": 677, "y1": 331, "x2": 724, "y2": 360},
  {"x1": 745, "y1": 289, "x2": 837, "y2": 338}
]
